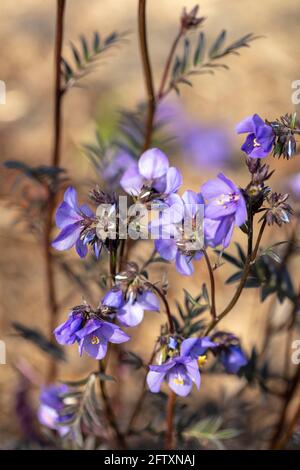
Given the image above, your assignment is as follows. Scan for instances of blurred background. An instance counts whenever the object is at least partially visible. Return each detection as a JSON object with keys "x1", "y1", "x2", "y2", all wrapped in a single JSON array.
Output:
[{"x1": 0, "y1": 0, "x2": 300, "y2": 448}]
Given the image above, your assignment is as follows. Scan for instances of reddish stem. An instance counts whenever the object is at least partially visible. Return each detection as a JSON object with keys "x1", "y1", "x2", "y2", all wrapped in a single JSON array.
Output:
[{"x1": 45, "y1": 0, "x2": 66, "y2": 383}]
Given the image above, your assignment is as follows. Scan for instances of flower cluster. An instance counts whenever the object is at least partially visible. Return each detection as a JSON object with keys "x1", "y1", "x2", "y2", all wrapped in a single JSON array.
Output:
[
  {"x1": 147, "y1": 333, "x2": 247, "y2": 397},
  {"x1": 54, "y1": 300, "x2": 130, "y2": 360},
  {"x1": 153, "y1": 172, "x2": 247, "y2": 275}
]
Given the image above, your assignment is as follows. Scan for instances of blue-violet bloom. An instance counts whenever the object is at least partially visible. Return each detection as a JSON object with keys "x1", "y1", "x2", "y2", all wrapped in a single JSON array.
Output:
[
  {"x1": 201, "y1": 173, "x2": 247, "y2": 248},
  {"x1": 236, "y1": 114, "x2": 275, "y2": 159},
  {"x1": 220, "y1": 345, "x2": 248, "y2": 374},
  {"x1": 120, "y1": 148, "x2": 182, "y2": 202},
  {"x1": 52, "y1": 187, "x2": 102, "y2": 258},
  {"x1": 147, "y1": 338, "x2": 202, "y2": 397},
  {"x1": 38, "y1": 384, "x2": 72, "y2": 436},
  {"x1": 76, "y1": 319, "x2": 130, "y2": 360}
]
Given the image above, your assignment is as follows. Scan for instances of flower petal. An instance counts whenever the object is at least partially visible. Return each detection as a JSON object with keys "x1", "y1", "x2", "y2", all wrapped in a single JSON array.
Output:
[
  {"x1": 165, "y1": 167, "x2": 182, "y2": 194},
  {"x1": 76, "y1": 238, "x2": 88, "y2": 258},
  {"x1": 102, "y1": 288, "x2": 124, "y2": 309},
  {"x1": 138, "y1": 148, "x2": 169, "y2": 180},
  {"x1": 175, "y1": 252, "x2": 194, "y2": 276},
  {"x1": 185, "y1": 359, "x2": 201, "y2": 389},
  {"x1": 155, "y1": 239, "x2": 178, "y2": 261},
  {"x1": 235, "y1": 115, "x2": 256, "y2": 134},
  {"x1": 167, "y1": 365, "x2": 193, "y2": 397},
  {"x1": 80, "y1": 335, "x2": 108, "y2": 360},
  {"x1": 106, "y1": 323, "x2": 130, "y2": 343},
  {"x1": 63, "y1": 187, "x2": 79, "y2": 210},
  {"x1": 120, "y1": 164, "x2": 144, "y2": 196},
  {"x1": 117, "y1": 298, "x2": 145, "y2": 327},
  {"x1": 147, "y1": 370, "x2": 166, "y2": 393},
  {"x1": 55, "y1": 201, "x2": 82, "y2": 229},
  {"x1": 52, "y1": 224, "x2": 82, "y2": 251},
  {"x1": 138, "y1": 291, "x2": 160, "y2": 311}
]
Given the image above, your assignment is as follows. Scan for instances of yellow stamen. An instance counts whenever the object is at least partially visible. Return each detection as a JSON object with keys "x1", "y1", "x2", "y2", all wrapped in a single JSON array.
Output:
[
  {"x1": 197, "y1": 355, "x2": 207, "y2": 368},
  {"x1": 253, "y1": 138, "x2": 260, "y2": 148},
  {"x1": 173, "y1": 374, "x2": 185, "y2": 385},
  {"x1": 91, "y1": 335, "x2": 100, "y2": 345}
]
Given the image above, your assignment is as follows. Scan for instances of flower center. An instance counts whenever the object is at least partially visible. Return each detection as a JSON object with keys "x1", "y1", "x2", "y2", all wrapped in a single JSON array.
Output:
[
  {"x1": 253, "y1": 138, "x2": 261, "y2": 148},
  {"x1": 216, "y1": 193, "x2": 239, "y2": 208},
  {"x1": 91, "y1": 335, "x2": 100, "y2": 345},
  {"x1": 197, "y1": 355, "x2": 207, "y2": 368},
  {"x1": 173, "y1": 374, "x2": 185, "y2": 385}
]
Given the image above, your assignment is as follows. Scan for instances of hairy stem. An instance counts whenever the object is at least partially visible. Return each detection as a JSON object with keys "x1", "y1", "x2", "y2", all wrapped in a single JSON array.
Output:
[
  {"x1": 203, "y1": 249, "x2": 216, "y2": 320},
  {"x1": 46, "y1": 0, "x2": 66, "y2": 383},
  {"x1": 164, "y1": 390, "x2": 176, "y2": 449},
  {"x1": 138, "y1": 0, "x2": 156, "y2": 151}
]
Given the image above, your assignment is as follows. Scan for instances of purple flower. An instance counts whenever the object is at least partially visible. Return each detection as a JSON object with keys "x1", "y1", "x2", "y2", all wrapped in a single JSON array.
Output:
[
  {"x1": 154, "y1": 191, "x2": 204, "y2": 276},
  {"x1": 220, "y1": 345, "x2": 248, "y2": 374},
  {"x1": 120, "y1": 148, "x2": 182, "y2": 201},
  {"x1": 236, "y1": 114, "x2": 275, "y2": 159},
  {"x1": 180, "y1": 336, "x2": 216, "y2": 358},
  {"x1": 117, "y1": 289, "x2": 160, "y2": 328},
  {"x1": 52, "y1": 187, "x2": 101, "y2": 258},
  {"x1": 147, "y1": 338, "x2": 204, "y2": 397},
  {"x1": 76, "y1": 319, "x2": 130, "y2": 360},
  {"x1": 201, "y1": 173, "x2": 247, "y2": 248},
  {"x1": 38, "y1": 384, "x2": 71, "y2": 436},
  {"x1": 54, "y1": 307, "x2": 85, "y2": 345},
  {"x1": 147, "y1": 356, "x2": 200, "y2": 397},
  {"x1": 102, "y1": 151, "x2": 136, "y2": 188},
  {"x1": 53, "y1": 292, "x2": 129, "y2": 359}
]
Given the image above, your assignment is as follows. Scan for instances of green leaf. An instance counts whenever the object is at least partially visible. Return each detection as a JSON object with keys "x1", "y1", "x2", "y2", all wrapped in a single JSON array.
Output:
[
  {"x1": 193, "y1": 32, "x2": 205, "y2": 65},
  {"x1": 209, "y1": 30, "x2": 226, "y2": 58}
]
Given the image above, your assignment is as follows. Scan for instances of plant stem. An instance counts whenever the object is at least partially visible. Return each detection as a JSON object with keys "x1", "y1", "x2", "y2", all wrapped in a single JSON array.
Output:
[
  {"x1": 46, "y1": 0, "x2": 66, "y2": 383},
  {"x1": 164, "y1": 390, "x2": 176, "y2": 449},
  {"x1": 274, "y1": 401, "x2": 300, "y2": 450},
  {"x1": 138, "y1": 0, "x2": 156, "y2": 151},
  {"x1": 147, "y1": 283, "x2": 175, "y2": 334},
  {"x1": 109, "y1": 244, "x2": 117, "y2": 288},
  {"x1": 203, "y1": 249, "x2": 216, "y2": 320},
  {"x1": 203, "y1": 219, "x2": 266, "y2": 336},
  {"x1": 157, "y1": 29, "x2": 183, "y2": 99}
]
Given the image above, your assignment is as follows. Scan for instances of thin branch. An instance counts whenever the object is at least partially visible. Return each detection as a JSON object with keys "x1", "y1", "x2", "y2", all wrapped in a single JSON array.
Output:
[
  {"x1": 46, "y1": 0, "x2": 66, "y2": 383},
  {"x1": 164, "y1": 390, "x2": 176, "y2": 449},
  {"x1": 203, "y1": 249, "x2": 216, "y2": 320},
  {"x1": 203, "y1": 219, "x2": 266, "y2": 336},
  {"x1": 157, "y1": 29, "x2": 183, "y2": 99},
  {"x1": 147, "y1": 282, "x2": 175, "y2": 334},
  {"x1": 138, "y1": 0, "x2": 156, "y2": 151},
  {"x1": 270, "y1": 362, "x2": 300, "y2": 449}
]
